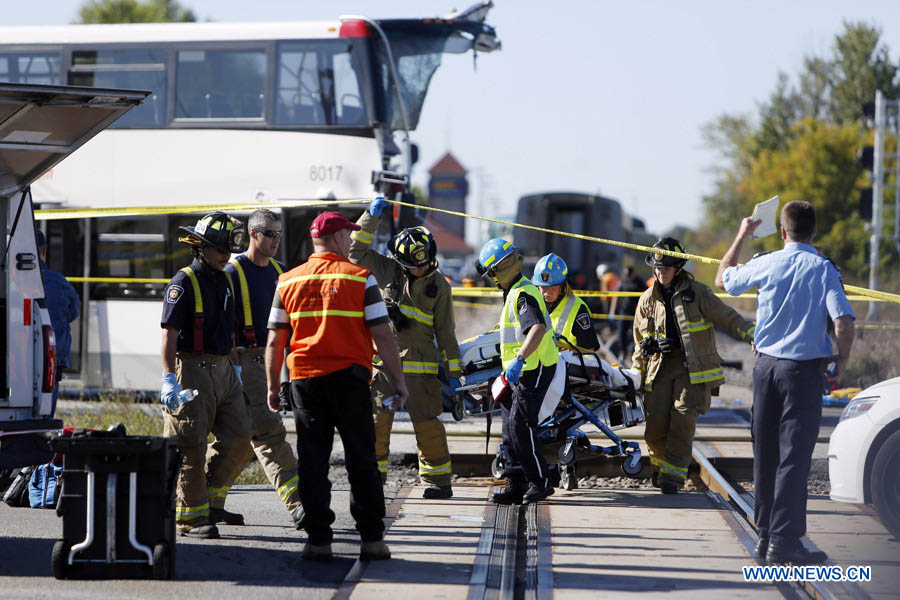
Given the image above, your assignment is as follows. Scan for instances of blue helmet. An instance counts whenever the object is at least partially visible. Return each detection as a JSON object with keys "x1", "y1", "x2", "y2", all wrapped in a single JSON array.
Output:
[
  {"x1": 476, "y1": 238, "x2": 516, "y2": 276},
  {"x1": 532, "y1": 253, "x2": 568, "y2": 286}
]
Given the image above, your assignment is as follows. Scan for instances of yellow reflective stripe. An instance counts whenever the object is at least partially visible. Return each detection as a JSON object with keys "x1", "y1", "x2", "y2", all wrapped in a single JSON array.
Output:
[
  {"x1": 447, "y1": 359, "x2": 461, "y2": 370},
  {"x1": 650, "y1": 456, "x2": 687, "y2": 479},
  {"x1": 418, "y1": 460, "x2": 452, "y2": 475},
  {"x1": 208, "y1": 485, "x2": 230, "y2": 500},
  {"x1": 269, "y1": 257, "x2": 284, "y2": 275},
  {"x1": 377, "y1": 459, "x2": 389, "y2": 473},
  {"x1": 403, "y1": 361, "x2": 440, "y2": 374},
  {"x1": 683, "y1": 319, "x2": 712, "y2": 333},
  {"x1": 689, "y1": 367, "x2": 724, "y2": 384},
  {"x1": 398, "y1": 303, "x2": 433, "y2": 326},
  {"x1": 278, "y1": 273, "x2": 367, "y2": 288},
  {"x1": 289, "y1": 309, "x2": 365, "y2": 318},
  {"x1": 176, "y1": 503, "x2": 210, "y2": 520},
  {"x1": 740, "y1": 325, "x2": 756, "y2": 341},
  {"x1": 351, "y1": 229, "x2": 374, "y2": 244},
  {"x1": 180, "y1": 267, "x2": 203, "y2": 313},
  {"x1": 644, "y1": 380, "x2": 653, "y2": 392},
  {"x1": 229, "y1": 258, "x2": 254, "y2": 328},
  {"x1": 278, "y1": 476, "x2": 299, "y2": 501}
]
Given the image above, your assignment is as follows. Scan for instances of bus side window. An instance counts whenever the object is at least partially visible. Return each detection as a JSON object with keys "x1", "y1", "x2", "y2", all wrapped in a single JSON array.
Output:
[
  {"x1": 0, "y1": 53, "x2": 61, "y2": 85},
  {"x1": 176, "y1": 50, "x2": 265, "y2": 120}
]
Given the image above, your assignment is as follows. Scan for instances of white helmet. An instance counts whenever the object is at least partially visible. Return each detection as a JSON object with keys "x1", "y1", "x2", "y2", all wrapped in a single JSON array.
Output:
[{"x1": 596, "y1": 263, "x2": 609, "y2": 279}]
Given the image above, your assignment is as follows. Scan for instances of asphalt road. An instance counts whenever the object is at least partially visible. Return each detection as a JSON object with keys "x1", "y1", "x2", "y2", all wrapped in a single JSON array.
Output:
[{"x1": 0, "y1": 481, "x2": 399, "y2": 599}]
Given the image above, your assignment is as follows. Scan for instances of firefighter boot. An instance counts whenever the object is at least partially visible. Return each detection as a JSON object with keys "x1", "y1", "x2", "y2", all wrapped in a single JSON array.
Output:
[
  {"x1": 292, "y1": 506, "x2": 306, "y2": 530},
  {"x1": 492, "y1": 479, "x2": 526, "y2": 505},
  {"x1": 178, "y1": 522, "x2": 220, "y2": 539},
  {"x1": 423, "y1": 485, "x2": 453, "y2": 499},
  {"x1": 210, "y1": 507, "x2": 245, "y2": 525},
  {"x1": 522, "y1": 484, "x2": 555, "y2": 504}
]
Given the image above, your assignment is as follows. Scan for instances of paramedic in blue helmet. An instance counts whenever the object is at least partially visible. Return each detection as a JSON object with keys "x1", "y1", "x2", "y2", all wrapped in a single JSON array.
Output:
[
  {"x1": 348, "y1": 197, "x2": 461, "y2": 499},
  {"x1": 160, "y1": 211, "x2": 252, "y2": 539},
  {"x1": 633, "y1": 237, "x2": 755, "y2": 494},
  {"x1": 531, "y1": 253, "x2": 601, "y2": 354},
  {"x1": 477, "y1": 239, "x2": 563, "y2": 505}
]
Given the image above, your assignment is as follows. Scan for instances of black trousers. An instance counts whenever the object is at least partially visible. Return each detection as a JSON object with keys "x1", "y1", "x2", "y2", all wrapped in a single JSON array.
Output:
[
  {"x1": 291, "y1": 366, "x2": 385, "y2": 545},
  {"x1": 501, "y1": 362, "x2": 554, "y2": 488},
  {"x1": 752, "y1": 355, "x2": 824, "y2": 548}
]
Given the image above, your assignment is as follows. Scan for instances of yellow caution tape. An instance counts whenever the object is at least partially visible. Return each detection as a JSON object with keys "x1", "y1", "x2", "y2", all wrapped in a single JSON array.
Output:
[
  {"x1": 35, "y1": 198, "x2": 369, "y2": 221},
  {"x1": 39, "y1": 195, "x2": 900, "y2": 304}
]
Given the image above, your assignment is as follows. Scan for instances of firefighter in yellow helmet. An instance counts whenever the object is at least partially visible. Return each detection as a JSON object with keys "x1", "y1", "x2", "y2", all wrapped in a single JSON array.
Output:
[
  {"x1": 348, "y1": 197, "x2": 461, "y2": 499},
  {"x1": 633, "y1": 237, "x2": 755, "y2": 494},
  {"x1": 160, "y1": 211, "x2": 252, "y2": 538}
]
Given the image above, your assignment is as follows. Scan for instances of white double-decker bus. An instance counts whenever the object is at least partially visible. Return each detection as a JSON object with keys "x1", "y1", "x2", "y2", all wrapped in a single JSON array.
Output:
[{"x1": 0, "y1": 3, "x2": 500, "y2": 393}]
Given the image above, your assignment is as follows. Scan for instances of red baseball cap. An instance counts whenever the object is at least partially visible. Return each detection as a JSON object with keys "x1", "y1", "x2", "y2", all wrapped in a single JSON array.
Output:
[{"x1": 310, "y1": 211, "x2": 362, "y2": 238}]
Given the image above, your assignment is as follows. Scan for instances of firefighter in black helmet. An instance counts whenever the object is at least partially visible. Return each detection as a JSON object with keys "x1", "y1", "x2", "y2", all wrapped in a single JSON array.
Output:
[
  {"x1": 633, "y1": 237, "x2": 754, "y2": 494},
  {"x1": 160, "y1": 211, "x2": 253, "y2": 538},
  {"x1": 348, "y1": 198, "x2": 461, "y2": 499}
]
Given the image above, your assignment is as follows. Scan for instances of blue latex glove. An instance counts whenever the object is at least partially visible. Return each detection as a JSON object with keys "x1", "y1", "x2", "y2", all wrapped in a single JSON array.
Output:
[
  {"x1": 505, "y1": 355, "x2": 525, "y2": 385},
  {"x1": 369, "y1": 195, "x2": 389, "y2": 217},
  {"x1": 608, "y1": 314, "x2": 616, "y2": 323},
  {"x1": 234, "y1": 364, "x2": 243, "y2": 385},
  {"x1": 160, "y1": 373, "x2": 182, "y2": 411},
  {"x1": 448, "y1": 377, "x2": 461, "y2": 396}
]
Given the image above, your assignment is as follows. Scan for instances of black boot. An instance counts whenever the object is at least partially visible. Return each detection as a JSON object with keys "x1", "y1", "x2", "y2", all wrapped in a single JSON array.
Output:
[
  {"x1": 210, "y1": 507, "x2": 245, "y2": 525},
  {"x1": 491, "y1": 480, "x2": 526, "y2": 505},
  {"x1": 522, "y1": 484, "x2": 555, "y2": 504},
  {"x1": 753, "y1": 535, "x2": 768, "y2": 558},
  {"x1": 423, "y1": 485, "x2": 453, "y2": 499}
]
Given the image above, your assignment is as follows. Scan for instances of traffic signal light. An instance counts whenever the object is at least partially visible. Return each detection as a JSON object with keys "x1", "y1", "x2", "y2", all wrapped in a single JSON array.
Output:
[
  {"x1": 859, "y1": 187, "x2": 873, "y2": 220},
  {"x1": 858, "y1": 145, "x2": 875, "y2": 220},
  {"x1": 859, "y1": 146, "x2": 875, "y2": 171}
]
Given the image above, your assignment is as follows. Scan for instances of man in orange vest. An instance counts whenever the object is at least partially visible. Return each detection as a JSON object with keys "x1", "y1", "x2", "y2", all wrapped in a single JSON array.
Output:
[{"x1": 265, "y1": 211, "x2": 408, "y2": 562}]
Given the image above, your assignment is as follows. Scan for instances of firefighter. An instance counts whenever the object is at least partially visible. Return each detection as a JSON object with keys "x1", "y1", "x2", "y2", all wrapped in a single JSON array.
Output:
[
  {"x1": 225, "y1": 209, "x2": 303, "y2": 529},
  {"x1": 531, "y1": 253, "x2": 601, "y2": 354},
  {"x1": 160, "y1": 211, "x2": 252, "y2": 538},
  {"x1": 477, "y1": 239, "x2": 562, "y2": 505},
  {"x1": 633, "y1": 237, "x2": 755, "y2": 494},
  {"x1": 347, "y1": 196, "x2": 460, "y2": 499}
]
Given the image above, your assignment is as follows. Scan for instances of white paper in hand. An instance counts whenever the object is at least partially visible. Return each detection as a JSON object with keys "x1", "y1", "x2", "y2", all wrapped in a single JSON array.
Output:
[{"x1": 751, "y1": 196, "x2": 779, "y2": 238}]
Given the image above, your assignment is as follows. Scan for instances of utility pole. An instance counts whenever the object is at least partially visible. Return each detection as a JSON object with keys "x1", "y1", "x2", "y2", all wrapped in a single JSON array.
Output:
[{"x1": 867, "y1": 91, "x2": 884, "y2": 320}]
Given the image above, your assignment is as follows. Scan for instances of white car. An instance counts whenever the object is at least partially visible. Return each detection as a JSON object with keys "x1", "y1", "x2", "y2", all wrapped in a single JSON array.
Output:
[{"x1": 828, "y1": 376, "x2": 900, "y2": 539}]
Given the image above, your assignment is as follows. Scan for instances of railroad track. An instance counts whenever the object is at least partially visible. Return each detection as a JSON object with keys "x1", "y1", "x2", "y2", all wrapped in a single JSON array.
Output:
[{"x1": 692, "y1": 442, "x2": 870, "y2": 600}]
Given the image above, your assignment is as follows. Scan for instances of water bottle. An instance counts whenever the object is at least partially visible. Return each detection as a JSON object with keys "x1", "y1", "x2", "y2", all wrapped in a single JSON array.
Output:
[{"x1": 179, "y1": 389, "x2": 199, "y2": 403}]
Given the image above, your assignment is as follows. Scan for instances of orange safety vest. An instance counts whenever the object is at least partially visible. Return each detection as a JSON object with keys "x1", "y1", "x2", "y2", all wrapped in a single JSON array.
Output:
[{"x1": 277, "y1": 252, "x2": 375, "y2": 380}]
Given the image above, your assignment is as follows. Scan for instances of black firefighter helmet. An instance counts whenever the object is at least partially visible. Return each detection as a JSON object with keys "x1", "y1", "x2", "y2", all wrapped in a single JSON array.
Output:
[
  {"x1": 179, "y1": 212, "x2": 246, "y2": 253},
  {"x1": 645, "y1": 236, "x2": 687, "y2": 270},
  {"x1": 388, "y1": 226, "x2": 437, "y2": 270}
]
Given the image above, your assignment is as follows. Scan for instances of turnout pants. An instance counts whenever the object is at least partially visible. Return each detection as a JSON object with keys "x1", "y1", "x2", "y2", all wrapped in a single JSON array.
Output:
[
  {"x1": 752, "y1": 355, "x2": 823, "y2": 548},
  {"x1": 501, "y1": 362, "x2": 555, "y2": 488},
  {"x1": 291, "y1": 365, "x2": 385, "y2": 546},
  {"x1": 643, "y1": 351, "x2": 710, "y2": 487},
  {"x1": 236, "y1": 349, "x2": 300, "y2": 513},
  {"x1": 163, "y1": 353, "x2": 252, "y2": 527},
  {"x1": 372, "y1": 368, "x2": 452, "y2": 486}
]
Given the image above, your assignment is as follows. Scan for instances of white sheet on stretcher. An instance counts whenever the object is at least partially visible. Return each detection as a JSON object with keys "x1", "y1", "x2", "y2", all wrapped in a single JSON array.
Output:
[{"x1": 535, "y1": 352, "x2": 642, "y2": 421}]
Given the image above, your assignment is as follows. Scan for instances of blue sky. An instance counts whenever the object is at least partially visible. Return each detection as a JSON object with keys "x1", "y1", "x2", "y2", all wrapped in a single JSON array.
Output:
[{"x1": 6, "y1": 0, "x2": 900, "y2": 236}]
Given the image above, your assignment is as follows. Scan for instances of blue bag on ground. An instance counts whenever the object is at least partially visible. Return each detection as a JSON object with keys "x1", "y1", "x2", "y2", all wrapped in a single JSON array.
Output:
[{"x1": 29, "y1": 462, "x2": 63, "y2": 508}]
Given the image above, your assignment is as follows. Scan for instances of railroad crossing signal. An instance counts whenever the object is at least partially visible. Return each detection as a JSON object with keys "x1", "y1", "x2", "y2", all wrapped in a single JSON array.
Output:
[{"x1": 860, "y1": 90, "x2": 900, "y2": 320}]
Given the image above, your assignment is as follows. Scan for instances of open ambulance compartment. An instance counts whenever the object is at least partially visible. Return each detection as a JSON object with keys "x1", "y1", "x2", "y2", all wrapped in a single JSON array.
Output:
[{"x1": 0, "y1": 82, "x2": 146, "y2": 469}]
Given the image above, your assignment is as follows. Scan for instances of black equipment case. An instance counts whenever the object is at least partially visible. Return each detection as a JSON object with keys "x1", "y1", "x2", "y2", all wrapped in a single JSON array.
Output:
[{"x1": 50, "y1": 433, "x2": 180, "y2": 579}]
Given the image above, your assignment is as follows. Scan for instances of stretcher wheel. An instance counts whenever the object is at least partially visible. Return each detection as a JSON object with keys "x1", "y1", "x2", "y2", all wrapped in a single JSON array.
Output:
[
  {"x1": 621, "y1": 452, "x2": 642, "y2": 477},
  {"x1": 558, "y1": 439, "x2": 576, "y2": 465},
  {"x1": 491, "y1": 454, "x2": 506, "y2": 479},
  {"x1": 51, "y1": 540, "x2": 68, "y2": 580},
  {"x1": 561, "y1": 465, "x2": 578, "y2": 491},
  {"x1": 451, "y1": 396, "x2": 465, "y2": 421},
  {"x1": 152, "y1": 542, "x2": 172, "y2": 580}
]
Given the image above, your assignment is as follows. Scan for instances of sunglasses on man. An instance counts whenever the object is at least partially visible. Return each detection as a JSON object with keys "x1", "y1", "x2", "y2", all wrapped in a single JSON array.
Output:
[{"x1": 254, "y1": 228, "x2": 282, "y2": 239}]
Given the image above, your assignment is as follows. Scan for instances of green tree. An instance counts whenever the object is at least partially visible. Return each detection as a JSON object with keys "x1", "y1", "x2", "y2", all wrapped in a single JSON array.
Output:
[
  {"x1": 830, "y1": 22, "x2": 899, "y2": 123},
  {"x1": 77, "y1": 0, "x2": 196, "y2": 24}
]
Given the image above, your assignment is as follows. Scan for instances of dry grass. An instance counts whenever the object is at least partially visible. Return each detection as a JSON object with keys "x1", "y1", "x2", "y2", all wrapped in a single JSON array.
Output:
[
  {"x1": 56, "y1": 402, "x2": 270, "y2": 485},
  {"x1": 843, "y1": 328, "x2": 900, "y2": 390}
]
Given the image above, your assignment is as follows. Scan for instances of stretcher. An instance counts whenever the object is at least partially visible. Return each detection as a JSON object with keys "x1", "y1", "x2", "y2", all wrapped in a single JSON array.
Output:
[{"x1": 454, "y1": 329, "x2": 645, "y2": 490}]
